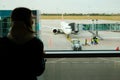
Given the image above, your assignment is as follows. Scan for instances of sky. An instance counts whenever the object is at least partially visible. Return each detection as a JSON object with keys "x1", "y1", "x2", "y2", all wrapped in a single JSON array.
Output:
[{"x1": 0, "y1": 0, "x2": 120, "y2": 14}]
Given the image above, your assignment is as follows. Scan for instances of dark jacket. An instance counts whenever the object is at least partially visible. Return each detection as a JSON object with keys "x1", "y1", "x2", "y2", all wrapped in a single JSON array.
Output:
[{"x1": 0, "y1": 37, "x2": 45, "y2": 80}]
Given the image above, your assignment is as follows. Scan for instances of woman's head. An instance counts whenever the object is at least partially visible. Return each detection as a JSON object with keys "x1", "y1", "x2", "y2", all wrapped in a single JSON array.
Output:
[{"x1": 11, "y1": 7, "x2": 34, "y2": 33}]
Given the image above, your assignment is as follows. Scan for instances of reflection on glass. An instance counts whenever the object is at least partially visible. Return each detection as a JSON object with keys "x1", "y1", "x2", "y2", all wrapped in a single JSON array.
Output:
[{"x1": 39, "y1": 58, "x2": 120, "y2": 80}]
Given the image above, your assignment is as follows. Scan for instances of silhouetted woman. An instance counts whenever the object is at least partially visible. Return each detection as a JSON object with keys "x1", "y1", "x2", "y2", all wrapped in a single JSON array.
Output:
[{"x1": 0, "y1": 7, "x2": 45, "y2": 80}]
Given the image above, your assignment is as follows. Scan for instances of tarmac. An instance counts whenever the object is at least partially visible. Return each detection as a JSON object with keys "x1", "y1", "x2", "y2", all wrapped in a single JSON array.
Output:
[{"x1": 40, "y1": 19, "x2": 120, "y2": 50}]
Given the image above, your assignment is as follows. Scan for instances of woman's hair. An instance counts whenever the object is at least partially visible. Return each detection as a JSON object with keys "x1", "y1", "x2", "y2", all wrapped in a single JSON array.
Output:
[{"x1": 11, "y1": 7, "x2": 34, "y2": 33}]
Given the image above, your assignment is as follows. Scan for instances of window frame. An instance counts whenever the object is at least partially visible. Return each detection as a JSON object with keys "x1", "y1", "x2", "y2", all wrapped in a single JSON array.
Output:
[{"x1": 45, "y1": 50, "x2": 120, "y2": 58}]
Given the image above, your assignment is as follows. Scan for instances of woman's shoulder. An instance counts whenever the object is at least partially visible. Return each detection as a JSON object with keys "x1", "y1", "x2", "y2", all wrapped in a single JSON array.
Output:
[
  {"x1": 27, "y1": 37, "x2": 43, "y2": 45},
  {"x1": 31, "y1": 37, "x2": 43, "y2": 42},
  {"x1": 0, "y1": 36, "x2": 43, "y2": 45},
  {"x1": 26, "y1": 37, "x2": 44, "y2": 49}
]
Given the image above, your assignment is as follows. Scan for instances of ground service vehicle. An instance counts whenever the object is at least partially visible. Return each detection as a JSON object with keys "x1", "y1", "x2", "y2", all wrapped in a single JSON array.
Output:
[{"x1": 71, "y1": 39, "x2": 82, "y2": 51}]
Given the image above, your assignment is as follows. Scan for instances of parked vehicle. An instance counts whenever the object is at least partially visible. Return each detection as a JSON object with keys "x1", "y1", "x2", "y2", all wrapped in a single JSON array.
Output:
[{"x1": 71, "y1": 39, "x2": 82, "y2": 51}]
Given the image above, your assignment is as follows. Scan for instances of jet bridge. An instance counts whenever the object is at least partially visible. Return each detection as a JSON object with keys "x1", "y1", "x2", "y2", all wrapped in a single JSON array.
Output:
[
  {"x1": 69, "y1": 20, "x2": 120, "y2": 40},
  {"x1": 82, "y1": 23, "x2": 120, "y2": 31},
  {"x1": 82, "y1": 22, "x2": 120, "y2": 39},
  {"x1": 0, "y1": 10, "x2": 41, "y2": 37}
]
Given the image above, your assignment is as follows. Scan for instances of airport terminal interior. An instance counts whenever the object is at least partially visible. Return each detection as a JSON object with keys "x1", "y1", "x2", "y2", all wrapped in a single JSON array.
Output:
[{"x1": 0, "y1": 10, "x2": 120, "y2": 80}]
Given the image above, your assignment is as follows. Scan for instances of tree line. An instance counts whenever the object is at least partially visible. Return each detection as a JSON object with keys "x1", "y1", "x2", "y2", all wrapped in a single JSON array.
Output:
[{"x1": 41, "y1": 13, "x2": 120, "y2": 16}]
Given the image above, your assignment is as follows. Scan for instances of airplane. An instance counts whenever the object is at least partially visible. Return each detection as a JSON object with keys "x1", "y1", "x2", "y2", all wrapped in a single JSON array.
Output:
[
  {"x1": 52, "y1": 14, "x2": 80, "y2": 38},
  {"x1": 52, "y1": 21, "x2": 72, "y2": 38}
]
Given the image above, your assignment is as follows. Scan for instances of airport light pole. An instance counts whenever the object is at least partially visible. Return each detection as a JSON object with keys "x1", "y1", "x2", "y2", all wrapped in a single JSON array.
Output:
[
  {"x1": 92, "y1": 19, "x2": 94, "y2": 31},
  {"x1": 96, "y1": 19, "x2": 98, "y2": 37},
  {"x1": 116, "y1": 22, "x2": 119, "y2": 31},
  {"x1": 91, "y1": 19, "x2": 99, "y2": 37}
]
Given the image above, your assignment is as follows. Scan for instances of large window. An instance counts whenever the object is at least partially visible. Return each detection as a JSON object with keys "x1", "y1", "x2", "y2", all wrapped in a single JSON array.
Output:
[{"x1": 0, "y1": 0, "x2": 120, "y2": 53}]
